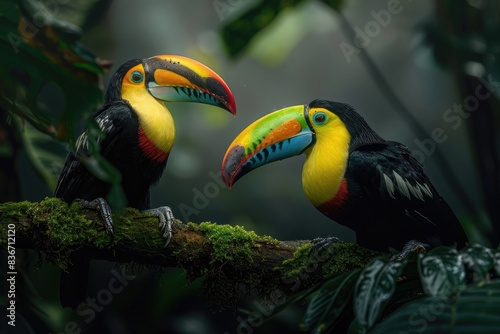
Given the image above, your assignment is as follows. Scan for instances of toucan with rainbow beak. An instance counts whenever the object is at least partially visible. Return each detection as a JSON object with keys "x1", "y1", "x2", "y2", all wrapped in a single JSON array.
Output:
[
  {"x1": 222, "y1": 99, "x2": 467, "y2": 256},
  {"x1": 55, "y1": 55, "x2": 236, "y2": 308}
]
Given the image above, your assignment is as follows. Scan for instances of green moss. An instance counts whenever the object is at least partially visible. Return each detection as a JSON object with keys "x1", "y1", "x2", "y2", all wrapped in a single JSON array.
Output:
[
  {"x1": 28, "y1": 198, "x2": 102, "y2": 247},
  {"x1": 1, "y1": 198, "x2": 176, "y2": 271},
  {"x1": 196, "y1": 222, "x2": 258, "y2": 264},
  {"x1": 111, "y1": 207, "x2": 165, "y2": 248},
  {"x1": 0, "y1": 201, "x2": 31, "y2": 225},
  {"x1": 282, "y1": 243, "x2": 314, "y2": 278},
  {"x1": 0, "y1": 200, "x2": 31, "y2": 220},
  {"x1": 281, "y1": 242, "x2": 385, "y2": 282},
  {"x1": 259, "y1": 235, "x2": 280, "y2": 247},
  {"x1": 321, "y1": 243, "x2": 384, "y2": 277},
  {"x1": 0, "y1": 198, "x2": 100, "y2": 248},
  {"x1": 183, "y1": 222, "x2": 275, "y2": 310},
  {"x1": 0, "y1": 201, "x2": 32, "y2": 247}
]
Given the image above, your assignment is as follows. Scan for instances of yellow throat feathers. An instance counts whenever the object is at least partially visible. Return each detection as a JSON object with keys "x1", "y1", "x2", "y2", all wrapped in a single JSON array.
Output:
[
  {"x1": 121, "y1": 89, "x2": 176, "y2": 154},
  {"x1": 302, "y1": 116, "x2": 351, "y2": 207}
]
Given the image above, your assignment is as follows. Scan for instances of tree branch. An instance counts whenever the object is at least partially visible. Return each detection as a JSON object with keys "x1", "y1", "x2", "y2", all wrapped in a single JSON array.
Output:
[{"x1": 0, "y1": 198, "x2": 386, "y2": 308}]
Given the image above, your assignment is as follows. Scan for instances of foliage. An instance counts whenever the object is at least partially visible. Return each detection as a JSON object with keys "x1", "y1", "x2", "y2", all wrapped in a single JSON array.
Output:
[
  {"x1": 0, "y1": 0, "x2": 124, "y2": 206},
  {"x1": 370, "y1": 279, "x2": 500, "y2": 334},
  {"x1": 0, "y1": 0, "x2": 106, "y2": 138},
  {"x1": 293, "y1": 245, "x2": 500, "y2": 333}
]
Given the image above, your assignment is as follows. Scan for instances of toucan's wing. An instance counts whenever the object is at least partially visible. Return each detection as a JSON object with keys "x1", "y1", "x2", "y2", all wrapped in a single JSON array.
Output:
[
  {"x1": 54, "y1": 101, "x2": 134, "y2": 202},
  {"x1": 348, "y1": 141, "x2": 468, "y2": 248}
]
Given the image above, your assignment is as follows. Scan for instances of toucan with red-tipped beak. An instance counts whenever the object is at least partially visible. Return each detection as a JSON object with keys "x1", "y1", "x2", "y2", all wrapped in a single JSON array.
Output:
[
  {"x1": 55, "y1": 55, "x2": 236, "y2": 308},
  {"x1": 222, "y1": 99, "x2": 467, "y2": 256}
]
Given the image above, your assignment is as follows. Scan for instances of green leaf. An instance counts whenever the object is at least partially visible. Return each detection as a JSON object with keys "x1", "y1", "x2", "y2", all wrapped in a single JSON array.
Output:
[
  {"x1": 220, "y1": 0, "x2": 308, "y2": 58},
  {"x1": 494, "y1": 249, "x2": 500, "y2": 276},
  {"x1": 303, "y1": 269, "x2": 360, "y2": 332},
  {"x1": 262, "y1": 284, "x2": 317, "y2": 325},
  {"x1": 461, "y1": 244, "x2": 496, "y2": 282},
  {"x1": 220, "y1": 0, "x2": 346, "y2": 62},
  {"x1": 418, "y1": 247, "x2": 466, "y2": 297},
  {"x1": 369, "y1": 279, "x2": 500, "y2": 334},
  {"x1": 319, "y1": 0, "x2": 345, "y2": 10},
  {"x1": 354, "y1": 258, "x2": 407, "y2": 333},
  {"x1": 15, "y1": 119, "x2": 67, "y2": 190}
]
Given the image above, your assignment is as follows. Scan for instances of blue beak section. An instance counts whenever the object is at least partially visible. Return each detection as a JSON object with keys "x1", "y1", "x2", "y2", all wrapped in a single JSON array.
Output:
[
  {"x1": 240, "y1": 132, "x2": 314, "y2": 174},
  {"x1": 147, "y1": 84, "x2": 224, "y2": 106}
]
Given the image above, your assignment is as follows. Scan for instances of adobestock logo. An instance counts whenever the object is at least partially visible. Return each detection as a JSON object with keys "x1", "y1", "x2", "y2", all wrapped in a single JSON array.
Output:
[
  {"x1": 178, "y1": 171, "x2": 227, "y2": 222},
  {"x1": 339, "y1": 0, "x2": 412, "y2": 63},
  {"x1": 8, "y1": 0, "x2": 73, "y2": 54},
  {"x1": 411, "y1": 74, "x2": 499, "y2": 164},
  {"x1": 49, "y1": 268, "x2": 135, "y2": 334},
  {"x1": 224, "y1": 249, "x2": 331, "y2": 334},
  {"x1": 213, "y1": 0, "x2": 245, "y2": 21}
]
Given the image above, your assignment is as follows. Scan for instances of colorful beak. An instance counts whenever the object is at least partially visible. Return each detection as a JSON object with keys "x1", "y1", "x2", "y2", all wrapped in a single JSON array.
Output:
[
  {"x1": 222, "y1": 105, "x2": 315, "y2": 188},
  {"x1": 143, "y1": 55, "x2": 236, "y2": 115}
]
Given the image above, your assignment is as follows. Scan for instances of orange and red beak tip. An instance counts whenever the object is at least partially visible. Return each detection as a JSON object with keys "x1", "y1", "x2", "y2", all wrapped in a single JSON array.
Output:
[{"x1": 144, "y1": 54, "x2": 236, "y2": 115}]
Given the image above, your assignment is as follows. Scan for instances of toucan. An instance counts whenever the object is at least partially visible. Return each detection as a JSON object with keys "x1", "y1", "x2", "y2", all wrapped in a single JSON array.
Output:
[
  {"x1": 222, "y1": 99, "x2": 468, "y2": 255},
  {"x1": 55, "y1": 54, "x2": 236, "y2": 308}
]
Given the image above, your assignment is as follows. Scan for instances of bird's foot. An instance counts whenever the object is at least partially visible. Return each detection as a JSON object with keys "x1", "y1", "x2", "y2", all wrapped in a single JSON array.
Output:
[
  {"x1": 391, "y1": 240, "x2": 429, "y2": 261},
  {"x1": 143, "y1": 206, "x2": 174, "y2": 248},
  {"x1": 310, "y1": 236, "x2": 341, "y2": 256},
  {"x1": 75, "y1": 198, "x2": 114, "y2": 235}
]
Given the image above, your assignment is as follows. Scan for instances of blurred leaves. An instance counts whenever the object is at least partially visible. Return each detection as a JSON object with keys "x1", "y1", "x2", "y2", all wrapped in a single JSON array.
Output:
[
  {"x1": 0, "y1": 0, "x2": 112, "y2": 191},
  {"x1": 422, "y1": 0, "x2": 500, "y2": 245},
  {"x1": 15, "y1": 119, "x2": 67, "y2": 190},
  {"x1": 221, "y1": 0, "x2": 306, "y2": 58},
  {"x1": 220, "y1": 0, "x2": 345, "y2": 58},
  {"x1": 0, "y1": 0, "x2": 108, "y2": 140},
  {"x1": 422, "y1": 0, "x2": 500, "y2": 98}
]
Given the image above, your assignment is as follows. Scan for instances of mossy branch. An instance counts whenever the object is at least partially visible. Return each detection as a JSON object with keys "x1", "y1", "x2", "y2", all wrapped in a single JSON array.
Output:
[{"x1": 0, "y1": 198, "x2": 387, "y2": 308}]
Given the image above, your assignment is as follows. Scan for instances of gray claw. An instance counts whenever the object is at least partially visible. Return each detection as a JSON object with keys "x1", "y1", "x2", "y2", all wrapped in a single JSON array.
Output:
[
  {"x1": 75, "y1": 197, "x2": 114, "y2": 235},
  {"x1": 144, "y1": 206, "x2": 174, "y2": 247},
  {"x1": 391, "y1": 240, "x2": 429, "y2": 261},
  {"x1": 311, "y1": 236, "x2": 340, "y2": 254}
]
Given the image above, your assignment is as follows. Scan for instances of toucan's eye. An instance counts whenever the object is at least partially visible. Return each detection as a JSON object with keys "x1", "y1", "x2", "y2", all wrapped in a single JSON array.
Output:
[
  {"x1": 313, "y1": 112, "x2": 327, "y2": 125},
  {"x1": 131, "y1": 71, "x2": 143, "y2": 84}
]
